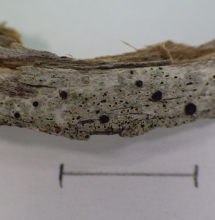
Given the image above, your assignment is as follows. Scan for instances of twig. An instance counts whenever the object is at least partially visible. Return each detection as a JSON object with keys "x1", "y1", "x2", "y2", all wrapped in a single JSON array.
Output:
[{"x1": 0, "y1": 24, "x2": 215, "y2": 140}]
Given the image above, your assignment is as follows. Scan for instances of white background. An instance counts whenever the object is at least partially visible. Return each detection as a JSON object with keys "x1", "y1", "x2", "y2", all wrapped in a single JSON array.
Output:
[{"x1": 1, "y1": 0, "x2": 215, "y2": 219}]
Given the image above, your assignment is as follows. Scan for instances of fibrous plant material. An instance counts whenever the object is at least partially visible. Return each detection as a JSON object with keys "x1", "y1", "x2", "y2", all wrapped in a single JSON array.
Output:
[{"x1": 1, "y1": 23, "x2": 215, "y2": 141}]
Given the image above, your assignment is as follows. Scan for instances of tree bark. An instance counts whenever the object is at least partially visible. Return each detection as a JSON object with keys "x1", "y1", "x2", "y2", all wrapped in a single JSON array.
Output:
[{"x1": 1, "y1": 23, "x2": 215, "y2": 140}]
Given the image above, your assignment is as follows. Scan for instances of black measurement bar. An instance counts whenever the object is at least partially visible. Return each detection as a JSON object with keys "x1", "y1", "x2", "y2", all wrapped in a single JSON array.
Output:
[{"x1": 59, "y1": 164, "x2": 199, "y2": 188}]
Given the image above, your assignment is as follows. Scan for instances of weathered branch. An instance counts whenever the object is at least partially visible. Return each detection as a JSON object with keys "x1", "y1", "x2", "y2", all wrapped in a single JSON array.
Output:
[{"x1": 0, "y1": 23, "x2": 215, "y2": 140}]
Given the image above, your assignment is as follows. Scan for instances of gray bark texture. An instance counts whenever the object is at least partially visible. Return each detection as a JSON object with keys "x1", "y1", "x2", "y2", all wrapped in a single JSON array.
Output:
[{"x1": 1, "y1": 23, "x2": 215, "y2": 140}]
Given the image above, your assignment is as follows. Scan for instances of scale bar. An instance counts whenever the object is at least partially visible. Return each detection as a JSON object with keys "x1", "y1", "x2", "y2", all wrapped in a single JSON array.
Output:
[{"x1": 59, "y1": 164, "x2": 199, "y2": 188}]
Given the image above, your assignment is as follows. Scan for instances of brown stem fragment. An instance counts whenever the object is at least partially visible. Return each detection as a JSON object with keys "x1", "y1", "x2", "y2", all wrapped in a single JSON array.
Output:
[{"x1": 0, "y1": 23, "x2": 215, "y2": 140}]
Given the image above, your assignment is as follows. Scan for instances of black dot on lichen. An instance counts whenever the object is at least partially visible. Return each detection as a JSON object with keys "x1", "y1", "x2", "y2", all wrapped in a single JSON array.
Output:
[
  {"x1": 185, "y1": 103, "x2": 196, "y2": 115},
  {"x1": 99, "y1": 115, "x2": 109, "y2": 123},
  {"x1": 130, "y1": 70, "x2": 134, "y2": 74},
  {"x1": 135, "y1": 80, "x2": 143, "y2": 87},
  {"x1": 32, "y1": 101, "x2": 39, "y2": 107},
  {"x1": 151, "y1": 91, "x2": 162, "y2": 101},
  {"x1": 59, "y1": 91, "x2": 67, "y2": 99},
  {"x1": 14, "y1": 112, "x2": 20, "y2": 119}
]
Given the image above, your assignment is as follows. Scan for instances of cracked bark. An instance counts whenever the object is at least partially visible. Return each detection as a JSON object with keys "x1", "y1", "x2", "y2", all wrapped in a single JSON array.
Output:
[{"x1": 1, "y1": 23, "x2": 215, "y2": 140}]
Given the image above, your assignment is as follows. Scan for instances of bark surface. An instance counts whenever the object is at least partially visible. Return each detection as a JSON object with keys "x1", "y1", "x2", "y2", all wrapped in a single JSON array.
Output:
[{"x1": 1, "y1": 23, "x2": 215, "y2": 140}]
